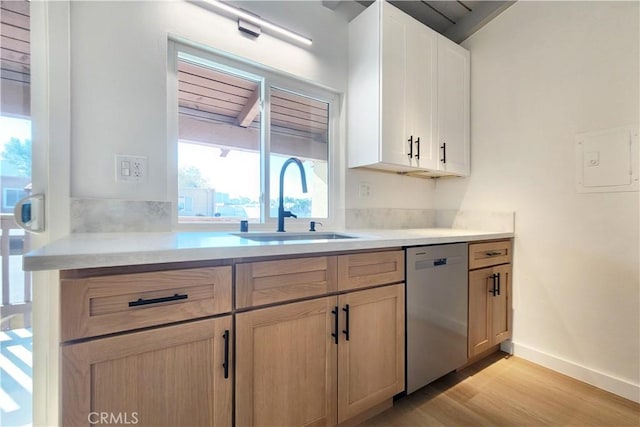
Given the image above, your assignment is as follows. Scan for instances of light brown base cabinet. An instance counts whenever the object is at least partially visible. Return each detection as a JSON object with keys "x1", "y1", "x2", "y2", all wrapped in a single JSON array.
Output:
[
  {"x1": 235, "y1": 251, "x2": 405, "y2": 427},
  {"x1": 61, "y1": 316, "x2": 233, "y2": 426},
  {"x1": 468, "y1": 240, "x2": 513, "y2": 359},
  {"x1": 59, "y1": 251, "x2": 405, "y2": 426},
  {"x1": 236, "y1": 283, "x2": 405, "y2": 426},
  {"x1": 60, "y1": 266, "x2": 234, "y2": 427}
]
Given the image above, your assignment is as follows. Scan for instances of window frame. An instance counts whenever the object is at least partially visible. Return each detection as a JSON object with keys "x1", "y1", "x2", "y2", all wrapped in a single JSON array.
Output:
[{"x1": 168, "y1": 38, "x2": 342, "y2": 231}]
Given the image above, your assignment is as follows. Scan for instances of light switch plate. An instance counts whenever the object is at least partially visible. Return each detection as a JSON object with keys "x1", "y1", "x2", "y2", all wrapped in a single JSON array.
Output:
[{"x1": 116, "y1": 154, "x2": 147, "y2": 182}]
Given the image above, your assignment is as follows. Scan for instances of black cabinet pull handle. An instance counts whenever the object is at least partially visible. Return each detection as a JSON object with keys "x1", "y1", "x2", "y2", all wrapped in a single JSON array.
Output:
[
  {"x1": 488, "y1": 274, "x2": 497, "y2": 297},
  {"x1": 415, "y1": 137, "x2": 420, "y2": 159},
  {"x1": 496, "y1": 272, "x2": 501, "y2": 296},
  {"x1": 128, "y1": 293, "x2": 188, "y2": 307},
  {"x1": 408, "y1": 136, "x2": 413, "y2": 158},
  {"x1": 485, "y1": 251, "x2": 502, "y2": 257},
  {"x1": 222, "y1": 330, "x2": 230, "y2": 379},
  {"x1": 440, "y1": 142, "x2": 446, "y2": 163},
  {"x1": 331, "y1": 306, "x2": 339, "y2": 344},
  {"x1": 342, "y1": 304, "x2": 350, "y2": 341}
]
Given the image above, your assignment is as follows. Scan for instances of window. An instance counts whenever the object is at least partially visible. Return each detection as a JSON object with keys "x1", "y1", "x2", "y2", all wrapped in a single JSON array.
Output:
[
  {"x1": 173, "y1": 45, "x2": 337, "y2": 227},
  {"x1": 3, "y1": 188, "x2": 28, "y2": 210},
  {"x1": 1, "y1": 2, "x2": 33, "y2": 425}
]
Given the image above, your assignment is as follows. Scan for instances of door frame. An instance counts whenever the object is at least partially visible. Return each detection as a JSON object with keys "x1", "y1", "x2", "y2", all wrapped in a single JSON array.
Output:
[{"x1": 30, "y1": 1, "x2": 72, "y2": 425}]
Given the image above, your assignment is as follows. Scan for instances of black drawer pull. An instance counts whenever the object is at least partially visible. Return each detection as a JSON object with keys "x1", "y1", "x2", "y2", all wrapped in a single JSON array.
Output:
[
  {"x1": 485, "y1": 251, "x2": 503, "y2": 257},
  {"x1": 222, "y1": 330, "x2": 230, "y2": 379},
  {"x1": 128, "y1": 293, "x2": 188, "y2": 307}
]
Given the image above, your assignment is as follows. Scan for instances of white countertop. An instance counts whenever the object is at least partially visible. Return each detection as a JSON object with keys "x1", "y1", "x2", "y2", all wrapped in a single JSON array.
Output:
[{"x1": 23, "y1": 228, "x2": 514, "y2": 271}]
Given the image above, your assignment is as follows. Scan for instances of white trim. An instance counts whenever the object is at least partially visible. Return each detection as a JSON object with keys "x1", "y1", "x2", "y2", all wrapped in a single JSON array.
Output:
[
  {"x1": 511, "y1": 341, "x2": 640, "y2": 403},
  {"x1": 31, "y1": 1, "x2": 72, "y2": 425}
]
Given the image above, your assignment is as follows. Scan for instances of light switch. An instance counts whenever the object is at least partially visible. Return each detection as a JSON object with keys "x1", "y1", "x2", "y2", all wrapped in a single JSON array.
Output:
[{"x1": 116, "y1": 154, "x2": 147, "y2": 182}]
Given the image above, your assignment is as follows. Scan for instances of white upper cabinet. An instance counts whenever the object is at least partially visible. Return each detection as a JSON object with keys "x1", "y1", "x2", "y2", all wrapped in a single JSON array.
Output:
[
  {"x1": 348, "y1": 0, "x2": 469, "y2": 176},
  {"x1": 437, "y1": 36, "x2": 470, "y2": 175}
]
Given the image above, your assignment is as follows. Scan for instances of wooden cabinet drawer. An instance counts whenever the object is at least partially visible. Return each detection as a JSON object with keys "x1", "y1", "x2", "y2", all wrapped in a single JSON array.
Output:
[
  {"x1": 61, "y1": 266, "x2": 232, "y2": 341},
  {"x1": 469, "y1": 240, "x2": 513, "y2": 270},
  {"x1": 338, "y1": 250, "x2": 404, "y2": 291},
  {"x1": 236, "y1": 256, "x2": 338, "y2": 309}
]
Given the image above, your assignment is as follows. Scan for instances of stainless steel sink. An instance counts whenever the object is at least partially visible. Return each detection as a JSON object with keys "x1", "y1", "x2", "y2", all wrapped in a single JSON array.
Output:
[{"x1": 233, "y1": 232, "x2": 357, "y2": 242}]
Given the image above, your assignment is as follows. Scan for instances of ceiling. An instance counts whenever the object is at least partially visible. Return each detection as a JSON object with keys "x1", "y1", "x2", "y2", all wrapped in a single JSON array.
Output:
[{"x1": 323, "y1": 0, "x2": 515, "y2": 43}]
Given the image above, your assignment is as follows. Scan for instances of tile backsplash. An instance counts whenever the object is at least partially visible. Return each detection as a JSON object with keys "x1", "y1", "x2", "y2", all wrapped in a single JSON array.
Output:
[
  {"x1": 70, "y1": 198, "x2": 171, "y2": 233},
  {"x1": 345, "y1": 208, "x2": 436, "y2": 229},
  {"x1": 70, "y1": 199, "x2": 514, "y2": 234},
  {"x1": 346, "y1": 208, "x2": 515, "y2": 232}
]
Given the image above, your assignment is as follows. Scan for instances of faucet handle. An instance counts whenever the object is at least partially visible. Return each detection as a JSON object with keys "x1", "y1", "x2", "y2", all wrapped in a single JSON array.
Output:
[
  {"x1": 283, "y1": 210, "x2": 297, "y2": 219},
  {"x1": 309, "y1": 221, "x2": 323, "y2": 232}
]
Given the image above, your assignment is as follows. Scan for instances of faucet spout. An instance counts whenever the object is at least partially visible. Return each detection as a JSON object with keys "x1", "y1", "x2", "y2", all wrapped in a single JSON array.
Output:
[{"x1": 277, "y1": 157, "x2": 308, "y2": 232}]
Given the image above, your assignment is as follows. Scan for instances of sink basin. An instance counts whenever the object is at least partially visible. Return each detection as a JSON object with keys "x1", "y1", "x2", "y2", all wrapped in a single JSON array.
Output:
[{"x1": 233, "y1": 232, "x2": 357, "y2": 242}]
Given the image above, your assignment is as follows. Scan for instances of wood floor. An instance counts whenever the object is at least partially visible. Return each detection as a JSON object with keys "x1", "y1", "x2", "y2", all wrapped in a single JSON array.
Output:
[{"x1": 362, "y1": 352, "x2": 640, "y2": 426}]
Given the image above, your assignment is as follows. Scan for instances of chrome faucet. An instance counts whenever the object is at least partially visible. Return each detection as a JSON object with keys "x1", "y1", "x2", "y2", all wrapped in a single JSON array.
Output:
[{"x1": 277, "y1": 157, "x2": 308, "y2": 232}]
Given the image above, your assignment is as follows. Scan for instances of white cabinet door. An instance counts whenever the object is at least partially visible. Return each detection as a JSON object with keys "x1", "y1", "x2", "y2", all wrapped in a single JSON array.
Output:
[
  {"x1": 380, "y1": 1, "x2": 409, "y2": 167},
  {"x1": 437, "y1": 37, "x2": 470, "y2": 176},
  {"x1": 406, "y1": 19, "x2": 437, "y2": 171},
  {"x1": 348, "y1": 0, "x2": 469, "y2": 176},
  {"x1": 380, "y1": 2, "x2": 437, "y2": 170}
]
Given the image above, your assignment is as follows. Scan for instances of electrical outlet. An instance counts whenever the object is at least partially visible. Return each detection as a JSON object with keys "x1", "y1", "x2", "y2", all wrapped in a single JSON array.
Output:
[
  {"x1": 358, "y1": 182, "x2": 372, "y2": 198},
  {"x1": 116, "y1": 154, "x2": 147, "y2": 182}
]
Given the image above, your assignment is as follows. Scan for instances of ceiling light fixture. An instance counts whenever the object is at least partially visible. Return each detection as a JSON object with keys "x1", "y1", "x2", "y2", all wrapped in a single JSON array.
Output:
[{"x1": 200, "y1": 0, "x2": 313, "y2": 46}]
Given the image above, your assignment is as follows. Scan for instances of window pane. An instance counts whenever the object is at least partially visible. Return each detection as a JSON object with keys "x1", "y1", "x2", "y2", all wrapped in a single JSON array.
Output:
[
  {"x1": 1, "y1": 1, "x2": 33, "y2": 424},
  {"x1": 178, "y1": 59, "x2": 261, "y2": 223},
  {"x1": 269, "y1": 88, "x2": 329, "y2": 219}
]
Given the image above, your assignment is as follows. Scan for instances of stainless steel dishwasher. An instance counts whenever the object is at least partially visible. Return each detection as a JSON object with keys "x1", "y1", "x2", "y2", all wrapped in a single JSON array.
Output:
[{"x1": 406, "y1": 243, "x2": 468, "y2": 394}]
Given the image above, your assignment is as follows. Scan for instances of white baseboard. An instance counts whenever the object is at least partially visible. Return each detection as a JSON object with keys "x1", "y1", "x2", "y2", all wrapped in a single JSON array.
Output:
[{"x1": 509, "y1": 341, "x2": 640, "y2": 404}]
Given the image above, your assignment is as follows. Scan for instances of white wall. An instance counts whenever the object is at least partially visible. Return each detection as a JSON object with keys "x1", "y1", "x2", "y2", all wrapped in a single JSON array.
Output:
[
  {"x1": 346, "y1": 168, "x2": 436, "y2": 209},
  {"x1": 69, "y1": 0, "x2": 348, "y2": 201},
  {"x1": 436, "y1": 1, "x2": 639, "y2": 400},
  {"x1": 67, "y1": 0, "x2": 435, "y2": 213}
]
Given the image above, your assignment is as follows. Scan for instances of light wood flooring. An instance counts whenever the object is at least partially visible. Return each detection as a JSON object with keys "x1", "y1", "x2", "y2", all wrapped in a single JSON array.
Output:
[{"x1": 362, "y1": 352, "x2": 640, "y2": 426}]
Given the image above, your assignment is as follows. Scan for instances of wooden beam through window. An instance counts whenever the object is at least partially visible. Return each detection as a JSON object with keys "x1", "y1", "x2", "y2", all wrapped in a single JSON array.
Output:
[{"x1": 235, "y1": 87, "x2": 260, "y2": 128}]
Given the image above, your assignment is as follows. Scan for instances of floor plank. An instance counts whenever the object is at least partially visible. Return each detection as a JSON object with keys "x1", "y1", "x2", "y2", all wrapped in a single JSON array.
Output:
[{"x1": 362, "y1": 352, "x2": 640, "y2": 426}]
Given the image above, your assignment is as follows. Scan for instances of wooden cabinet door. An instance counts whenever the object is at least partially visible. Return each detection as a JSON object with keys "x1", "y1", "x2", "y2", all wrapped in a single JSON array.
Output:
[
  {"x1": 468, "y1": 268, "x2": 492, "y2": 358},
  {"x1": 469, "y1": 264, "x2": 512, "y2": 358},
  {"x1": 436, "y1": 36, "x2": 470, "y2": 176},
  {"x1": 337, "y1": 284, "x2": 405, "y2": 423},
  {"x1": 61, "y1": 316, "x2": 232, "y2": 427},
  {"x1": 491, "y1": 264, "x2": 512, "y2": 344},
  {"x1": 236, "y1": 297, "x2": 337, "y2": 427}
]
